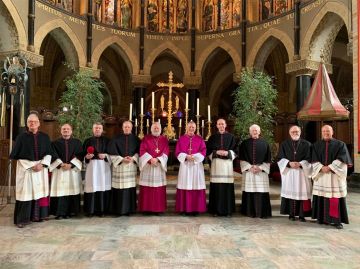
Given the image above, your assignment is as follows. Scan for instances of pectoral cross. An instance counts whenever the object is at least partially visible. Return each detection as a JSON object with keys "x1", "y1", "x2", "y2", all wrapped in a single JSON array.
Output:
[
  {"x1": 155, "y1": 148, "x2": 160, "y2": 154},
  {"x1": 157, "y1": 71, "x2": 184, "y2": 140}
]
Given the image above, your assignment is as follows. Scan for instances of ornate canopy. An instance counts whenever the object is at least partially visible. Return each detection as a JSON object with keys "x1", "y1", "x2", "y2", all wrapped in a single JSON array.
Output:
[{"x1": 297, "y1": 63, "x2": 349, "y2": 121}]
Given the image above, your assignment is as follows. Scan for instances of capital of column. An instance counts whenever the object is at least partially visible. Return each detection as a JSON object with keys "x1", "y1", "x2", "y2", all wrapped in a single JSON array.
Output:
[
  {"x1": 79, "y1": 66, "x2": 101, "y2": 78},
  {"x1": 132, "y1": 74, "x2": 152, "y2": 86},
  {"x1": 183, "y1": 75, "x2": 201, "y2": 89},
  {"x1": 285, "y1": 59, "x2": 333, "y2": 76},
  {"x1": 233, "y1": 72, "x2": 241, "y2": 84},
  {"x1": 0, "y1": 49, "x2": 43, "y2": 68}
]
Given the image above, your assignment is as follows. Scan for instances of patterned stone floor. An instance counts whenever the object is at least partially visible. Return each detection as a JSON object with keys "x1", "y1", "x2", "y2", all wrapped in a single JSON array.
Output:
[{"x1": 1, "y1": 189, "x2": 360, "y2": 269}]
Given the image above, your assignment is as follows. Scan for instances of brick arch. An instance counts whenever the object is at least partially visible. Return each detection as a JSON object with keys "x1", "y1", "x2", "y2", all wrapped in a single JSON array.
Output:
[
  {"x1": 301, "y1": 2, "x2": 350, "y2": 61},
  {"x1": 1, "y1": 0, "x2": 27, "y2": 50},
  {"x1": 143, "y1": 41, "x2": 190, "y2": 76},
  {"x1": 92, "y1": 35, "x2": 138, "y2": 75},
  {"x1": 34, "y1": 19, "x2": 86, "y2": 67},
  {"x1": 196, "y1": 40, "x2": 241, "y2": 75},
  {"x1": 247, "y1": 28, "x2": 293, "y2": 68}
]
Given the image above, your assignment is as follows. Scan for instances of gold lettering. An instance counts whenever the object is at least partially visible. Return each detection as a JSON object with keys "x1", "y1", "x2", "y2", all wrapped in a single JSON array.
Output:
[
  {"x1": 36, "y1": 2, "x2": 63, "y2": 18},
  {"x1": 111, "y1": 29, "x2": 136, "y2": 38},
  {"x1": 68, "y1": 16, "x2": 86, "y2": 26},
  {"x1": 92, "y1": 24, "x2": 106, "y2": 31}
]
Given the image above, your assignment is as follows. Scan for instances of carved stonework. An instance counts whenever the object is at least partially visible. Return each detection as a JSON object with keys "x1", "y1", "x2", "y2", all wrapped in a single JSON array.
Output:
[
  {"x1": 183, "y1": 75, "x2": 201, "y2": 89},
  {"x1": 79, "y1": 66, "x2": 100, "y2": 78},
  {"x1": 132, "y1": 74, "x2": 152, "y2": 86},
  {"x1": 0, "y1": 49, "x2": 44, "y2": 68},
  {"x1": 232, "y1": 72, "x2": 241, "y2": 84},
  {"x1": 285, "y1": 59, "x2": 333, "y2": 76}
]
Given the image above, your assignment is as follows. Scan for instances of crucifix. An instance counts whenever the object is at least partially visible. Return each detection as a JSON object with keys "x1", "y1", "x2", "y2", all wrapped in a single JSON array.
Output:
[{"x1": 157, "y1": 71, "x2": 184, "y2": 140}]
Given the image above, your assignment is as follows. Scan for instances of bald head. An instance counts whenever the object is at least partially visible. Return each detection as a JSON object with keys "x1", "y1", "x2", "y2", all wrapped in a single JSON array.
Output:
[{"x1": 321, "y1": 125, "x2": 333, "y2": 140}]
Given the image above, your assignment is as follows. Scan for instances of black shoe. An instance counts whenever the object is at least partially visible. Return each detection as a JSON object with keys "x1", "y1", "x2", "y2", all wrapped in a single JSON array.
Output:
[
  {"x1": 16, "y1": 224, "x2": 25, "y2": 228},
  {"x1": 289, "y1": 216, "x2": 296, "y2": 221},
  {"x1": 63, "y1": 216, "x2": 69, "y2": 219},
  {"x1": 55, "y1": 216, "x2": 62, "y2": 220},
  {"x1": 334, "y1": 223, "x2": 343, "y2": 229},
  {"x1": 226, "y1": 214, "x2": 232, "y2": 218},
  {"x1": 299, "y1": 217, "x2": 306, "y2": 222}
]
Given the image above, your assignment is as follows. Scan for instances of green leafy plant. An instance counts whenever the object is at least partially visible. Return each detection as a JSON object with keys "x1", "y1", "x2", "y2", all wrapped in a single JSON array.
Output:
[
  {"x1": 233, "y1": 68, "x2": 278, "y2": 145},
  {"x1": 57, "y1": 65, "x2": 104, "y2": 142}
]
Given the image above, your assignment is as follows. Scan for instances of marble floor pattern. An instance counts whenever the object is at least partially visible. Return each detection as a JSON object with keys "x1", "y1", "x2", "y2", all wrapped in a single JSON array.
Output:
[{"x1": 1, "y1": 189, "x2": 360, "y2": 269}]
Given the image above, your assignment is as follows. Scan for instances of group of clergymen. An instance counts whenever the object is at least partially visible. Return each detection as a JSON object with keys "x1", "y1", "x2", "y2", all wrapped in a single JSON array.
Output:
[{"x1": 10, "y1": 112, "x2": 352, "y2": 229}]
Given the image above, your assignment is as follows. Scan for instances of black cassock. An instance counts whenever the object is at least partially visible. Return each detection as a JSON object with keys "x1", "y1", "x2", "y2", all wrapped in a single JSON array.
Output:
[
  {"x1": 311, "y1": 139, "x2": 352, "y2": 225},
  {"x1": 278, "y1": 138, "x2": 312, "y2": 219},
  {"x1": 83, "y1": 136, "x2": 111, "y2": 216},
  {"x1": 206, "y1": 132, "x2": 237, "y2": 216},
  {"x1": 107, "y1": 133, "x2": 140, "y2": 215},
  {"x1": 50, "y1": 137, "x2": 83, "y2": 218},
  {"x1": 10, "y1": 131, "x2": 52, "y2": 225},
  {"x1": 238, "y1": 138, "x2": 272, "y2": 218}
]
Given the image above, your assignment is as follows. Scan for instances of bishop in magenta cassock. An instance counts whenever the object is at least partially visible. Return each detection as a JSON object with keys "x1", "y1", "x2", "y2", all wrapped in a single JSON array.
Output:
[
  {"x1": 138, "y1": 122, "x2": 169, "y2": 213},
  {"x1": 175, "y1": 121, "x2": 207, "y2": 215}
]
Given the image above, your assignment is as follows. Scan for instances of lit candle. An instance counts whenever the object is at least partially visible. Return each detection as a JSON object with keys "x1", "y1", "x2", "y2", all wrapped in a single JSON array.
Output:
[
  {"x1": 185, "y1": 92, "x2": 188, "y2": 109},
  {"x1": 140, "y1": 98, "x2": 144, "y2": 115},
  {"x1": 158, "y1": 119, "x2": 161, "y2": 124},
  {"x1": 146, "y1": 119, "x2": 149, "y2": 127},
  {"x1": 129, "y1": 103, "x2": 132, "y2": 121},
  {"x1": 208, "y1": 105, "x2": 211, "y2": 122},
  {"x1": 152, "y1": 92, "x2": 155, "y2": 109},
  {"x1": 196, "y1": 98, "x2": 199, "y2": 115},
  {"x1": 179, "y1": 119, "x2": 182, "y2": 127},
  {"x1": 202, "y1": 120, "x2": 204, "y2": 127},
  {"x1": 135, "y1": 118, "x2": 138, "y2": 126}
]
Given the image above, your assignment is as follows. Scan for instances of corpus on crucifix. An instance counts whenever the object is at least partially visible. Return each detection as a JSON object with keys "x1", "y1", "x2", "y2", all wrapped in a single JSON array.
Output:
[{"x1": 157, "y1": 71, "x2": 184, "y2": 140}]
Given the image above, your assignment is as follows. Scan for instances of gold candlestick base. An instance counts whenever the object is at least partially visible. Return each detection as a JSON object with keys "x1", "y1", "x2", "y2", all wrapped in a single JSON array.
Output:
[
  {"x1": 151, "y1": 108, "x2": 156, "y2": 124},
  {"x1": 205, "y1": 121, "x2": 212, "y2": 141},
  {"x1": 184, "y1": 108, "x2": 190, "y2": 127},
  {"x1": 196, "y1": 115, "x2": 201, "y2": 135},
  {"x1": 138, "y1": 114, "x2": 145, "y2": 140}
]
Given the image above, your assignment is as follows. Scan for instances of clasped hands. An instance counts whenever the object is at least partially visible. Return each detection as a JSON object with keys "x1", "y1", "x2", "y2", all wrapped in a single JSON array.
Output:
[
  {"x1": 249, "y1": 165, "x2": 262, "y2": 174},
  {"x1": 216, "y1": 150, "x2": 228, "y2": 157},
  {"x1": 186, "y1": 155, "x2": 195, "y2": 162},
  {"x1": 289, "y1": 161, "x2": 301, "y2": 169},
  {"x1": 32, "y1": 163, "x2": 43, "y2": 172},
  {"x1": 85, "y1": 153, "x2": 106, "y2": 160},
  {"x1": 123, "y1": 156, "x2": 133, "y2": 163},
  {"x1": 321, "y1": 166, "x2": 332, "y2": 173}
]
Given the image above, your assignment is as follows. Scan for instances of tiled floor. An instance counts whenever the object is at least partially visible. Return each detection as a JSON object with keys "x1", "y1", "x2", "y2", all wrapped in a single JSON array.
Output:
[{"x1": 0, "y1": 188, "x2": 360, "y2": 269}]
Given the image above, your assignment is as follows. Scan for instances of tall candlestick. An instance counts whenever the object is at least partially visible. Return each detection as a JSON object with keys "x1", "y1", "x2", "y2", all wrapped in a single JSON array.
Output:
[
  {"x1": 146, "y1": 118, "x2": 149, "y2": 127},
  {"x1": 152, "y1": 92, "x2": 155, "y2": 109},
  {"x1": 129, "y1": 103, "x2": 132, "y2": 121},
  {"x1": 196, "y1": 98, "x2": 199, "y2": 115},
  {"x1": 135, "y1": 118, "x2": 138, "y2": 126},
  {"x1": 179, "y1": 118, "x2": 182, "y2": 127},
  {"x1": 202, "y1": 120, "x2": 204, "y2": 127},
  {"x1": 140, "y1": 98, "x2": 144, "y2": 114},
  {"x1": 185, "y1": 92, "x2": 188, "y2": 109},
  {"x1": 208, "y1": 105, "x2": 211, "y2": 121}
]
